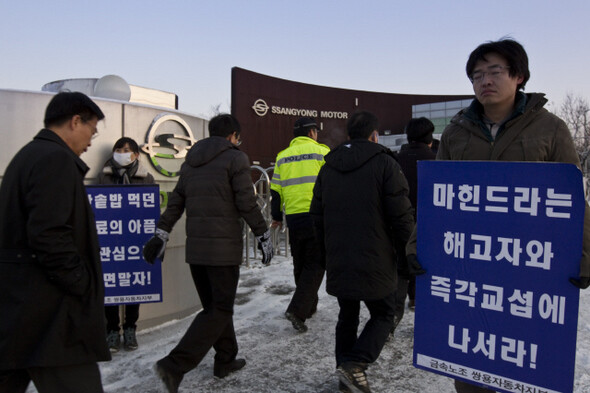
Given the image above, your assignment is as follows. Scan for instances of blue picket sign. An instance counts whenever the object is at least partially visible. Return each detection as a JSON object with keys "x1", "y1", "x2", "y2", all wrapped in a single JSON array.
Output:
[
  {"x1": 87, "y1": 184, "x2": 163, "y2": 305},
  {"x1": 413, "y1": 161, "x2": 584, "y2": 393}
]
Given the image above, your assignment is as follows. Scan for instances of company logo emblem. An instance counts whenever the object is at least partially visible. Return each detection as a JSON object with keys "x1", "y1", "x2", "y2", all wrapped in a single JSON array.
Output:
[
  {"x1": 142, "y1": 113, "x2": 197, "y2": 177},
  {"x1": 252, "y1": 99, "x2": 269, "y2": 117}
]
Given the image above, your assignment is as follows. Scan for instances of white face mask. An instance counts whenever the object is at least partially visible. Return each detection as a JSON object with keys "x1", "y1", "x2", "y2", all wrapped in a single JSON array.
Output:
[{"x1": 113, "y1": 152, "x2": 135, "y2": 166}]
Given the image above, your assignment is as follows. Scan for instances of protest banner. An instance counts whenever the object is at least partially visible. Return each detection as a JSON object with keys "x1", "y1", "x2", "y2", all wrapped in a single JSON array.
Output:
[
  {"x1": 413, "y1": 161, "x2": 584, "y2": 393},
  {"x1": 87, "y1": 184, "x2": 162, "y2": 305}
]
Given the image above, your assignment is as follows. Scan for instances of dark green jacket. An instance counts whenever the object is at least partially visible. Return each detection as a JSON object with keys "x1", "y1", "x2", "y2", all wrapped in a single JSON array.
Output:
[{"x1": 433, "y1": 93, "x2": 590, "y2": 277}]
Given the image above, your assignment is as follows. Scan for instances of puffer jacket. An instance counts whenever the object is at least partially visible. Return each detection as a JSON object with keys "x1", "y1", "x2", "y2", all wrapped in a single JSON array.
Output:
[
  {"x1": 436, "y1": 92, "x2": 590, "y2": 277},
  {"x1": 157, "y1": 136, "x2": 267, "y2": 266},
  {"x1": 310, "y1": 139, "x2": 414, "y2": 300}
]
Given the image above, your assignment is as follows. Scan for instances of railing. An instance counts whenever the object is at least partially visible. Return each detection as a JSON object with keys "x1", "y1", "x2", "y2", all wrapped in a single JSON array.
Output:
[{"x1": 243, "y1": 165, "x2": 289, "y2": 266}]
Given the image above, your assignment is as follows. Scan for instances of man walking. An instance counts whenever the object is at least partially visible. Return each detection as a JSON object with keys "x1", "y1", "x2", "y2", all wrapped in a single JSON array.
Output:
[
  {"x1": 310, "y1": 111, "x2": 415, "y2": 392},
  {"x1": 0, "y1": 92, "x2": 110, "y2": 393},
  {"x1": 270, "y1": 116, "x2": 330, "y2": 332},
  {"x1": 143, "y1": 114, "x2": 273, "y2": 393}
]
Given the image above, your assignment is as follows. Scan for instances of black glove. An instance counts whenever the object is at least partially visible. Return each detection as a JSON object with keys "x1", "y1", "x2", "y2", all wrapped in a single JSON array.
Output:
[
  {"x1": 569, "y1": 276, "x2": 590, "y2": 289},
  {"x1": 256, "y1": 229, "x2": 273, "y2": 265},
  {"x1": 143, "y1": 228, "x2": 169, "y2": 264},
  {"x1": 407, "y1": 254, "x2": 426, "y2": 276}
]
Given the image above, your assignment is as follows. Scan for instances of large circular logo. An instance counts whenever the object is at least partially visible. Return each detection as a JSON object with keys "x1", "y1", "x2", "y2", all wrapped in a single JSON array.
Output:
[
  {"x1": 141, "y1": 113, "x2": 197, "y2": 177},
  {"x1": 252, "y1": 99, "x2": 269, "y2": 117}
]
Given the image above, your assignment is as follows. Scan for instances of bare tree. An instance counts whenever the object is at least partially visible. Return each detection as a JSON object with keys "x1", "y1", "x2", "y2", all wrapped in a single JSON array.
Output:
[{"x1": 559, "y1": 93, "x2": 590, "y2": 176}]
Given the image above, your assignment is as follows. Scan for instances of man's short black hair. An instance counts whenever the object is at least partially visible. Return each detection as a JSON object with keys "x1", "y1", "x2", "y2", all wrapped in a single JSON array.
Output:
[
  {"x1": 112, "y1": 137, "x2": 139, "y2": 154},
  {"x1": 405, "y1": 117, "x2": 434, "y2": 144},
  {"x1": 465, "y1": 38, "x2": 530, "y2": 91},
  {"x1": 347, "y1": 111, "x2": 378, "y2": 140},
  {"x1": 209, "y1": 113, "x2": 241, "y2": 138},
  {"x1": 44, "y1": 91, "x2": 105, "y2": 128}
]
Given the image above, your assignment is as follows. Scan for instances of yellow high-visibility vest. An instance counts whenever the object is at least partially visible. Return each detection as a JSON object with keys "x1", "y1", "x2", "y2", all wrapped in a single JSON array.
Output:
[{"x1": 271, "y1": 136, "x2": 330, "y2": 215}]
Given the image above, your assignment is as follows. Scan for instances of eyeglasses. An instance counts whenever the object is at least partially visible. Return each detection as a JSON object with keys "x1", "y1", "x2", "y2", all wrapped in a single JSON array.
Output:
[
  {"x1": 88, "y1": 123, "x2": 99, "y2": 139},
  {"x1": 469, "y1": 65, "x2": 510, "y2": 84}
]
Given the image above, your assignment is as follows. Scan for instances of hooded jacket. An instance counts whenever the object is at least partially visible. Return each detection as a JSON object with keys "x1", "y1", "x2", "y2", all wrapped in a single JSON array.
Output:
[
  {"x1": 310, "y1": 139, "x2": 414, "y2": 300},
  {"x1": 157, "y1": 136, "x2": 267, "y2": 266},
  {"x1": 437, "y1": 92, "x2": 590, "y2": 277}
]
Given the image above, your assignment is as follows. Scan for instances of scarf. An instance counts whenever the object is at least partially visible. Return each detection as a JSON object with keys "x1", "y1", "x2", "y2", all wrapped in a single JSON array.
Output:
[{"x1": 107, "y1": 157, "x2": 139, "y2": 184}]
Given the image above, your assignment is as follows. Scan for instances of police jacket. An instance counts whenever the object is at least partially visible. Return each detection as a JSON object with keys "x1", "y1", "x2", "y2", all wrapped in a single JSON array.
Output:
[
  {"x1": 157, "y1": 136, "x2": 267, "y2": 266},
  {"x1": 0, "y1": 129, "x2": 111, "y2": 368},
  {"x1": 271, "y1": 136, "x2": 329, "y2": 227},
  {"x1": 310, "y1": 139, "x2": 414, "y2": 300}
]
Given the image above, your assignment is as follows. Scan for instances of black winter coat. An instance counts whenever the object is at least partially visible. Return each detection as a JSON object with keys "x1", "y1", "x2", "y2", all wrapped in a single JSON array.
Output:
[
  {"x1": 0, "y1": 129, "x2": 111, "y2": 368},
  {"x1": 310, "y1": 140, "x2": 415, "y2": 300},
  {"x1": 157, "y1": 136, "x2": 267, "y2": 266},
  {"x1": 396, "y1": 142, "x2": 436, "y2": 211}
]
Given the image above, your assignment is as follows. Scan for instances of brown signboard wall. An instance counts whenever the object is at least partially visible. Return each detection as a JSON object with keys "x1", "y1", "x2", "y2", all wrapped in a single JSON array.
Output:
[{"x1": 231, "y1": 67, "x2": 472, "y2": 168}]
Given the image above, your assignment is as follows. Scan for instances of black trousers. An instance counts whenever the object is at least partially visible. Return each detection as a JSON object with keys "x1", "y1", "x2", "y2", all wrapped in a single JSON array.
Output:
[
  {"x1": 394, "y1": 278, "x2": 409, "y2": 325},
  {"x1": 0, "y1": 363, "x2": 103, "y2": 393},
  {"x1": 335, "y1": 292, "x2": 396, "y2": 367},
  {"x1": 105, "y1": 304, "x2": 140, "y2": 332},
  {"x1": 407, "y1": 276, "x2": 416, "y2": 301},
  {"x1": 286, "y1": 227, "x2": 325, "y2": 320},
  {"x1": 159, "y1": 265, "x2": 240, "y2": 375}
]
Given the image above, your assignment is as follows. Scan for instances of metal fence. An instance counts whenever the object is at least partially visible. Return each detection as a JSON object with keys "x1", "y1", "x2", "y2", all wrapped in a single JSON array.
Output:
[{"x1": 243, "y1": 165, "x2": 290, "y2": 266}]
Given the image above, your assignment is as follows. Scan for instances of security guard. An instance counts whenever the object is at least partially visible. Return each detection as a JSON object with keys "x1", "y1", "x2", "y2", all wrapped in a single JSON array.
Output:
[{"x1": 271, "y1": 116, "x2": 330, "y2": 332}]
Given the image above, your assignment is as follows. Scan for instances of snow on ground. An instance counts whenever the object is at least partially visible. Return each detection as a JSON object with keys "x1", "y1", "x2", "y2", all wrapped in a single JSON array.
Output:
[{"x1": 27, "y1": 254, "x2": 590, "y2": 392}]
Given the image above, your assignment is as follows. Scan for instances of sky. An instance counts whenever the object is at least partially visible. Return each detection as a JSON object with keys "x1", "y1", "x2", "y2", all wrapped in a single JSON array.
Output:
[{"x1": 2, "y1": 1, "x2": 590, "y2": 119}]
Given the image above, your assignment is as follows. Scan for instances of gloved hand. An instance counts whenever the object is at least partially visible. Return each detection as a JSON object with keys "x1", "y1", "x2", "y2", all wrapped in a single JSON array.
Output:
[
  {"x1": 407, "y1": 254, "x2": 426, "y2": 276},
  {"x1": 569, "y1": 276, "x2": 590, "y2": 289},
  {"x1": 256, "y1": 229, "x2": 273, "y2": 265},
  {"x1": 143, "y1": 228, "x2": 169, "y2": 264}
]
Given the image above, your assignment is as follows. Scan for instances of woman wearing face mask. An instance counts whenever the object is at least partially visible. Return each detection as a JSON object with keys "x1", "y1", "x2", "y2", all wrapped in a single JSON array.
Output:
[{"x1": 98, "y1": 137, "x2": 155, "y2": 353}]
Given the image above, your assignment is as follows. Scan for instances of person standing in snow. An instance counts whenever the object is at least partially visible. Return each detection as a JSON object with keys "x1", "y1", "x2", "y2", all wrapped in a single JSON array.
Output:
[
  {"x1": 270, "y1": 116, "x2": 330, "y2": 333},
  {"x1": 392, "y1": 117, "x2": 436, "y2": 333},
  {"x1": 407, "y1": 37, "x2": 590, "y2": 393},
  {"x1": 310, "y1": 111, "x2": 417, "y2": 393},
  {"x1": 98, "y1": 137, "x2": 155, "y2": 353},
  {"x1": 0, "y1": 92, "x2": 110, "y2": 392},
  {"x1": 142, "y1": 113, "x2": 273, "y2": 393}
]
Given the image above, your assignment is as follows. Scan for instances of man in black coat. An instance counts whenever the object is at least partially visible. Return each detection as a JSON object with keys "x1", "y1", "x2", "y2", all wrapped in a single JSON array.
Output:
[
  {"x1": 143, "y1": 114, "x2": 273, "y2": 393},
  {"x1": 0, "y1": 92, "x2": 111, "y2": 393},
  {"x1": 310, "y1": 111, "x2": 416, "y2": 393}
]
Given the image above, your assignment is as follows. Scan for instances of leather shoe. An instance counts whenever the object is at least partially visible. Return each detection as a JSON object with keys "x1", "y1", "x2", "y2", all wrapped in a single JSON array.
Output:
[{"x1": 214, "y1": 358, "x2": 246, "y2": 378}]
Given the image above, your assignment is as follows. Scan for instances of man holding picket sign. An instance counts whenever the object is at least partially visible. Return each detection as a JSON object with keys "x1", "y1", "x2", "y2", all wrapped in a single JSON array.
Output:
[{"x1": 408, "y1": 38, "x2": 590, "y2": 393}]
